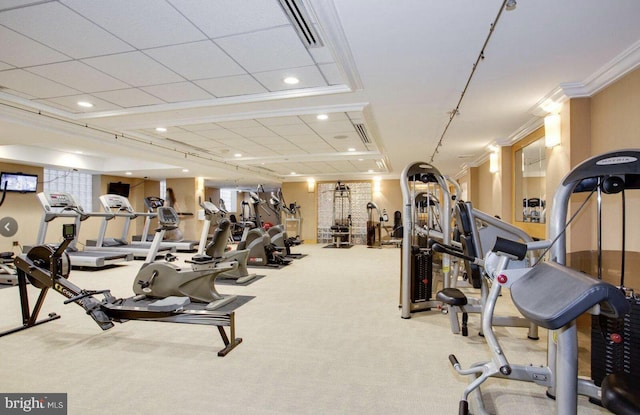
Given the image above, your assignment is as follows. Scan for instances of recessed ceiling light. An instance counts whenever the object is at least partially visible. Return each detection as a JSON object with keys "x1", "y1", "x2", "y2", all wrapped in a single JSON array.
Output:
[
  {"x1": 317, "y1": 114, "x2": 329, "y2": 120},
  {"x1": 182, "y1": 169, "x2": 189, "y2": 173},
  {"x1": 290, "y1": 171, "x2": 296, "y2": 175},
  {"x1": 358, "y1": 158, "x2": 364, "y2": 161},
  {"x1": 125, "y1": 172, "x2": 132, "y2": 176},
  {"x1": 347, "y1": 148, "x2": 356, "y2": 152},
  {"x1": 234, "y1": 153, "x2": 242, "y2": 157},
  {"x1": 368, "y1": 169, "x2": 374, "y2": 173},
  {"x1": 283, "y1": 76, "x2": 299, "y2": 85},
  {"x1": 155, "y1": 127, "x2": 167, "y2": 132},
  {"x1": 77, "y1": 101, "x2": 93, "y2": 108},
  {"x1": 75, "y1": 151, "x2": 83, "y2": 154}
]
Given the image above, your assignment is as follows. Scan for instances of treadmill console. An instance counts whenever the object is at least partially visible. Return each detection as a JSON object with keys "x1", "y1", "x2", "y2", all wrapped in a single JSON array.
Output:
[
  {"x1": 157, "y1": 207, "x2": 179, "y2": 226},
  {"x1": 38, "y1": 192, "x2": 80, "y2": 210}
]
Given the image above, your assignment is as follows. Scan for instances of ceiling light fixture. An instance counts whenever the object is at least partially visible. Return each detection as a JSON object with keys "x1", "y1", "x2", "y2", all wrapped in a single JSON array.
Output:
[
  {"x1": 77, "y1": 101, "x2": 93, "y2": 108},
  {"x1": 347, "y1": 148, "x2": 356, "y2": 152},
  {"x1": 182, "y1": 169, "x2": 189, "y2": 173},
  {"x1": 155, "y1": 127, "x2": 167, "y2": 132},
  {"x1": 505, "y1": 0, "x2": 517, "y2": 11},
  {"x1": 290, "y1": 171, "x2": 296, "y2": 175},
  {"x1": 234, "y1": 153, "x2": 242, "y2": 157},
  {"x1": 125, "y1": 172, "x2": 132, "y2": 176},
  {"x1": 317, "y1": 114, "x2": 329, "y2": 120},
  {"x1": 283, "y1": 77, "x2": 299, "y2": 85}
]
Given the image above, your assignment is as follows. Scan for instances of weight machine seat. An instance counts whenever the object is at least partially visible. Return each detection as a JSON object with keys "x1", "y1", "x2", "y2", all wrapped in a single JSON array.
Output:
[
  {"x1": 510, "y1": 261, "x2": 630, "y2": 330},
  {"x1": 601, "y1": 373, "x2": 640, "y2": 415},
  {"x1": 436, "y1": 288, "x2": 468, "y2": 306}
]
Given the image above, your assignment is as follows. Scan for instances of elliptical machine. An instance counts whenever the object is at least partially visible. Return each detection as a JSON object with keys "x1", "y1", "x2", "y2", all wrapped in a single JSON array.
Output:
[
  {"x1": 194, "y1": 200, "x2": 257, "y2": 284},
  {"x1": 236, "y1": 190, "x2": 292, "y2": 267},
  {"x1": 265, "y1": 189, "x2": 302, "y2": 257},
  {"x1": 133, "y1": 207, "x2": 237, "y2": 310}
]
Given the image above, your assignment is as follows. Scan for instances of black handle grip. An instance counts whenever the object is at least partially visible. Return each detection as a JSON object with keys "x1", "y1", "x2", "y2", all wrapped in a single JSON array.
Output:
[
  {"x1": 432, "y1": 242, "x2": 478, "y2": 263},
  {"x1": 448, "y1": 354, "x2": 459, "y2": 367}
]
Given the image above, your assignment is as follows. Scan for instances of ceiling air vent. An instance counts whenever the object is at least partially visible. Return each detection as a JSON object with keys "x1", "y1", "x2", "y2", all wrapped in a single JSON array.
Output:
[
  {"x1": 278, "y1": 0, "x2": 323, "y2": 48},
  {"x1": 353, "y1": 123, "x2": 371, "y2": 144}
]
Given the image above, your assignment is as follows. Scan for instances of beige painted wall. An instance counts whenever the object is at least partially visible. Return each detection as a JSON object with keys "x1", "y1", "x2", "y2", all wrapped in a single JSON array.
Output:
[
  {"x1": 166, "y1": 178, "x2": 199, "y2": 240},
  {"x1": 0, "y1": 163, "x2": 43, "y2": 251}
]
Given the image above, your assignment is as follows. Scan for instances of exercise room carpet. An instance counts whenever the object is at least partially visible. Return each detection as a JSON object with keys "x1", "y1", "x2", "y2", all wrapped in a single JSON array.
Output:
[
  {"x1": 0, "y1": 244, "x2": 608, "y2": 414},
  {"x1": 322, "y1": 244, "x2": 353, "y2": 248}
]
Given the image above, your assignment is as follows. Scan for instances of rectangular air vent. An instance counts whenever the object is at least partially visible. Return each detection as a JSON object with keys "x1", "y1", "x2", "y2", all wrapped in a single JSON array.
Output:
[
  {"x1": 353, "y1": 123, "x2": 371, "y2": 144},
  {"x1": 278, "y1": 0, "x2": 323, "y2": 48}
]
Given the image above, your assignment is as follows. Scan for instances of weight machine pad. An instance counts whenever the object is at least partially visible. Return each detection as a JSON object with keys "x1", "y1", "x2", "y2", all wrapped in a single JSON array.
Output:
[{"x1": 510, "y1": 261, "x2": 629, "y2": 330}]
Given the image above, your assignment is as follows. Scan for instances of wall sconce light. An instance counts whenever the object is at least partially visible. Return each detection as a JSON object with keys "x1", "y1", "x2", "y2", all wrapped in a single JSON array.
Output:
[
  {"x1": 373, "y1": 176, "x2": 381, "y2": 193},
  {"x1": 544, "y1": 113, "x2": 561, "y2": 148},
  {"x1": 489, "y1": 151, "x2": 499, "y2": 173},
  {"x1": 307, "y1": 178, "x2": 316, "y2": 193}
]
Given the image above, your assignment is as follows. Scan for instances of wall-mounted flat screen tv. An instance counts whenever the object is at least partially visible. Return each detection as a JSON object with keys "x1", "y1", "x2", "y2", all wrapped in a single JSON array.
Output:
[
  {"x1": 107, "y1": 182, "x2": 130, "y2": 197},
  {"x1": 0, "y1": 172, "x2": 38, "y2": 193}
]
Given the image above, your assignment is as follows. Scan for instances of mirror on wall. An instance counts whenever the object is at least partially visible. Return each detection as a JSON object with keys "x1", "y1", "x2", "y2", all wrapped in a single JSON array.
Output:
[{"x1": 514, "y1": 138, "x2": 546, "y2": 223}]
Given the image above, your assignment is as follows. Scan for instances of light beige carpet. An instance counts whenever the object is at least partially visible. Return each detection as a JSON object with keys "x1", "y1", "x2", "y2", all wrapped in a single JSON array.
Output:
[{"x1": 0, "y1": 244, "x2": 608, "y2": 414}]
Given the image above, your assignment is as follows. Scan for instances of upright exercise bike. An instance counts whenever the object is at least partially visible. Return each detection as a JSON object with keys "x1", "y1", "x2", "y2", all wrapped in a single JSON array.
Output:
[{"x1": 194, "y1": 200, "x2": 257, "y2": 284}]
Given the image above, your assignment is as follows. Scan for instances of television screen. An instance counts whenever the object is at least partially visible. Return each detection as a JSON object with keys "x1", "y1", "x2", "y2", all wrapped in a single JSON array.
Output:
[
  {"x1": 0, "y1": 172, "x2": 38, "y2": 193},
  {"x1": 107, "y1": 182, "x2": 130, "y2": 197}
]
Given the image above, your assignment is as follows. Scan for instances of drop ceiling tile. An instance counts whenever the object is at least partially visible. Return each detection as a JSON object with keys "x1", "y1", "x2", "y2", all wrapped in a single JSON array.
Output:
[
  {"x1": 299, "y1": 112, "x2": 349, "y2": 123},
  {"x1": 196, "y1": 129, "x2": 243, "y2": 140},
  {"x1": 145, "y1": 41, "x2": 246, "y2": 80},
  {"x1": 141, "y1": 82, "x2": 212, "y2": 102},
  {"x1": 83, "y1": 52, "x2": 184, "y2": 86},
  {"x1": 213, "y1": 138, "x2": 254, "y2": 147},
  {"x1": 93, "y1": 89, "x2": 164, "y2": 108},
  {"x1": 308, "y1": 120, "x2": 355, "y2": 134},
  {"x1": 37, "y1": 94, "x2": 121, "y2": 113},
  {"x1": 249, "y1": 137, "x2": 289, "y2": 146},
  {"x1": 61, "y1": 0, "x2": 206, "y2": 49},
  {"x1": 179, "y1": 123, "x2": 223, "y2": 132},
  {"x1": 253, "y1": 65, "x2": 327, "y2": 92},
  {"x1": 288, "y1": 134, "x2": 322, "y2": 143},
  {"x1": 0, "y1": 1, "x2": 44, "y2": 9},
  {"x1": 27, "y1": 61, "x2": 129, "y2": 92},
  {"x1": 216, "y1": 119, "x2": 262, "y2": 129},
  {"x1": 0, "y1": 26, "x2": 69, "y2": 67},
  {"x1": 256, "y1": 116, "x2": 303, "y2": 127},
  {"x1": 308, "y1": 44, "x2": 334, "y2": 65},
  {"x1": 195, "y1": 74, "x2": 267, "y2": 98},
  {"x1": 0, "y1": 69, "x2": 80, "y2": 98},
  {"x1": 0, "y1": 1, "x2": 134, "y2": 58},
  {"x1": 318, "y1": 63, "x2": 345, "y2": 86},
  {"x1": 168, "y1": 0, "x2": 289, "y2": 38},
  {"x1": 232, "y1": 126, "x2": 279, "y2": 138},
  {"x1": 215, "y1": 26, "x2": 313, "y2": 73},
  {"x1": 0, "y1": 61, "x2": 14, "y2": 70},
  {"x1": 269, "y1": 124, "x2": 315, "y2": 136}
]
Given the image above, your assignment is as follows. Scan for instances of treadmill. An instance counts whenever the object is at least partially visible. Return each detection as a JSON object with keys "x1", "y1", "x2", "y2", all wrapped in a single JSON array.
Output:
[
  {"x1": 132, "y1": 196, "x2": 199, "y2": 252},
  {"x1": 34, "y1": 192, "x2": 134, "y2": 268},
  {"x1": 85, "y1": 194, "x2": 176, "y2": 259}
]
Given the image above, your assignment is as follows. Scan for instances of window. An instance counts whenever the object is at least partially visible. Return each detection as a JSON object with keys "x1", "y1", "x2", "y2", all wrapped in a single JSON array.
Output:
[
  {"x1": 43, "y1": 168, "x2": 93, "y2": 211},
  {"x1": 219, "y1": 188, "x2": 238, "y2": 213},
  {"x1": 160, "y1": 179, "x2": 166, "y2": 203}
]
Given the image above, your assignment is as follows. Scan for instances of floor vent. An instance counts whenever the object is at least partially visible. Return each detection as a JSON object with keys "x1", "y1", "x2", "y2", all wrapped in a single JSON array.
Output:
[{"x1": 278, "y1": 0, "x2": 323, "y2": 48}]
